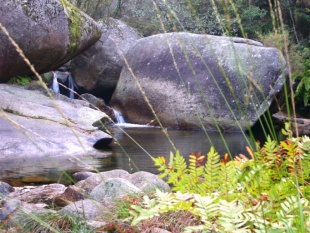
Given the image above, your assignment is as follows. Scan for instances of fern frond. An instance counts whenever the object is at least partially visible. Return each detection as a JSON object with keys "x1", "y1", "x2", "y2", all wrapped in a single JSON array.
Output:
[
  {"x1": 165, "y1": 150, "x2": 188, "y2": 188},
  {"x1": 241, "y1": 164, "x2": 271, "y2": 198},
  {"x1": 204, "y1": 147, "x2": 221, "y2": 193},
  {"x1": 220, "y1": 160, "x2": 239, "y2": 201},
  {"x1": 218, "y1": 200, "x2": 253, "y2": 233}
]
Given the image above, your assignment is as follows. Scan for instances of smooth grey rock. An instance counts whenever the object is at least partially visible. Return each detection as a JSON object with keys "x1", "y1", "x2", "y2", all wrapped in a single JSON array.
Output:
[
  {"x1": 79, "y1": 93, "x2": 115, "y2": 120},
  {"x1": 72, "y1": 172, "x2": 96, "y2": 182},
  {"x1": 76, "y1": 169, "x2": 129, "y2": 194},
  {"x1": 90, "y1": 178, "x2": 140, "y2": 205},
  {"x1": 0, "y1": 182, "x2": 14, "y2": 197},
  {"x1": 0, "y1": 84, "x2": 112, "y2": 159},
  {"x1": 126, "y1": 171, "x2": 171, "y2": 193},
  {"x1": 60, "y1": 199, "x2": 106, "y2": 220},
  {"x1": 110, "y1": 32, "x2": 287, "y2": 131},
  {"x1": 0, "y1": 0, "x2": 101, "y2": 82},
  {"x1": 86, "y1": 220, "x2": 107, "y2": 229}
]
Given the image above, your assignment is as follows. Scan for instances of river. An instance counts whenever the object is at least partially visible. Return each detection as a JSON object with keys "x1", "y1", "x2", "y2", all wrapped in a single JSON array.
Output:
[{"x1": 0, "y1": 126, "x2": 259, "y2": 186}]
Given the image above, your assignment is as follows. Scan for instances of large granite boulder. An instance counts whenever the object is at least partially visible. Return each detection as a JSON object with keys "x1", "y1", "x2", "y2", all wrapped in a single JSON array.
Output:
[
  {"x1": 110, "y1": 32, "x2": 287, "y2": 131},
  {"x1": 0, "y1": 84, "x2": 112, "y2": 166},
  {"x1": 71, "y1": 18, "x2": 141, "y2": 102},
  {"x1": 0, "y1": 0, "x2": 101, "y2": 82}
]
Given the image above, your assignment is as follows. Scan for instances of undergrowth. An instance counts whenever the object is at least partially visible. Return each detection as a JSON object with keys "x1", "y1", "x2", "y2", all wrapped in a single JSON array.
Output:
[
  {"x1": 128, "y1": 123, "x2": 310, "y2": 232},
  {"x1": 9, "y1": 75, "x2": 32, "y2": 86},
  {"x1": 14, "y1": 211, "x2": 93, "y2": 233}
]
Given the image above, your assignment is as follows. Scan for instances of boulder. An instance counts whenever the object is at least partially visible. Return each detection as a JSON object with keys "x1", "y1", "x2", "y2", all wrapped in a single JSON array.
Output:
[
  {"x1": 111, "y1": 0, "x2": 195, "y2": 36},
  {"x1": 76, "y1": 169, "x2": 130, "y2": 194},
  {"x1": 9, "y1": 184, "x2": 66, "y2": 205},
  {"x1": 72, "y1": 171, "x2": 96, "y2": 182},
  {"x1": 89, "y1": 178, "x2": 141, "y2": 205},
  {"x1": 60, "y1": 199, "x2": 106, "y2": 220},
  {"x1": 0, "y1": 182, "x2": 14, "y2": 197},
  {"x1": 76, "y1": 170, "x2": 171, "y2": 205},
  {"x1": 0, "y1": 0, "x2": 101, "y2": 82},
  {"x1": 71, "y1": 18, "x2": 141, "y2": 102},
  {"x1": 110, "y1": 32, "x2": 287, "y2": 131},
  {"x1": 53, "y1": 185, "x2": 85, "y2": 206},
  {"x1": 126, "y1": 171, "x2": 170, "y2": 193},
  {"x1": 0, "y1": 84, "x2": 112, "y2": 160},
  {"x1": 2, "y1": 169, "x2": 170, "y2": 229}
]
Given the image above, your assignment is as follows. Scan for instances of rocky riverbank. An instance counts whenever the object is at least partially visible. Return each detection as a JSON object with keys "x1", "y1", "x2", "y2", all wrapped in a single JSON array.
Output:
[{"x1": 0, "y1": 169, "x2": 170, "y2": 232}]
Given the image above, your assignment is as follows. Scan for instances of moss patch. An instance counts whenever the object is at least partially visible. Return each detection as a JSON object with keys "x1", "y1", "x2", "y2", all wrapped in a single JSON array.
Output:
[{"x1": 60, "y1": 0, "x2": 82, "y2": 56}]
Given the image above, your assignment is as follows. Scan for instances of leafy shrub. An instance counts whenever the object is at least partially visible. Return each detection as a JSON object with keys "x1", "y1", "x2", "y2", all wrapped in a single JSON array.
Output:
[{"x1": 294, "y1": 58, "x2": 310, "y2": 107}]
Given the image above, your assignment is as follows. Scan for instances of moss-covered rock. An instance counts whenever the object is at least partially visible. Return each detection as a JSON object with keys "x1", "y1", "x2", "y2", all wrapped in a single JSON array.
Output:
[{"x1": 0, "y1": 0, "x2": 101, "y2": 82}]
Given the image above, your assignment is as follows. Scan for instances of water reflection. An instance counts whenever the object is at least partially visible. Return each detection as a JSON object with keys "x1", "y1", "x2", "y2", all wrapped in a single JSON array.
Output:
[
  {"x1": 0, "y1": 127, "x2": 257, "y2": 186},
  {"x1": 0, "y1": 155, "x2": 112, "y2": 186},
  {"x1": 110, "y1": 127, "x2": 255, "y2": 174}
]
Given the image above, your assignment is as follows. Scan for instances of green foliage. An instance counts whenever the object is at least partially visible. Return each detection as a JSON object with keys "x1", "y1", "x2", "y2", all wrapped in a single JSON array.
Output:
[
  {"x1": 294, "y1": 58, "x2": 310, "y2": 106},
  {"x1": 115, "y1": 194, "x2": 142, "y2": 220},
  {"x1": 10, "y1": 75, "x2": 31, "y2": 86},
  {"x1": 153, "y1": 148, "x2": 239, "y2": 198},
  {"x1": 132, "y1": 130, "x2": 310, "y2": 232},
  {"x1": 130, "y1": 189, "x2": 309, "y2": 232},
  {"x1": 232, "y1": 1, "x2": 269, "y2": 38}
]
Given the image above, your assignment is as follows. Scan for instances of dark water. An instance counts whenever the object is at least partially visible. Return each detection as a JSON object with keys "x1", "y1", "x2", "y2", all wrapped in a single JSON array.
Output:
[
  {"x1": 109, "y1": 127, "x2": 255, "y2": 174},
  {"x1": 0, "y1": 127, "x2": 258, "y2": 186}
]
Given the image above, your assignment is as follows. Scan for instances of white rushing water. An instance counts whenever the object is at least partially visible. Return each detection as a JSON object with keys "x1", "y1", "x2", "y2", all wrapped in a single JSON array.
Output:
[
  {"x1": 52, "y1": 72, "x2": 76, "y2": 99},
  {"x1": 52, "y1": 73, "x2": 60, "y2": 93},
  {"x1": 67, "y1": 75, "x2": 75, "y2": 99},
  {"x1": 113, "y1": 109, "x2": 126, "y2": 124},
  {"x1": 112, "y1": 109, "x2": 158, "y2": 128}
]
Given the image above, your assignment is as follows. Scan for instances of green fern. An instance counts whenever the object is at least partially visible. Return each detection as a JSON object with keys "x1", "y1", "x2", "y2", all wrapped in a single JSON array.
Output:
[
  {"x1": 129, "y1": 190, "x2": 196, "y2": 226},
  {"x1": 203, "y1": 147, "x2": 221, "y2": 193},
  {"x1": 129, "y1": 185, "x2": 310, "y2": 232},
  {"x1": 147, "y1": 134, "x2": 310, "y2": 232},
  {"x1": 219, "y1": 159, "x2": 239, "y2": 201},
  {"x1": 153, "y1": 147, "x2": 241, "y2": 196}
]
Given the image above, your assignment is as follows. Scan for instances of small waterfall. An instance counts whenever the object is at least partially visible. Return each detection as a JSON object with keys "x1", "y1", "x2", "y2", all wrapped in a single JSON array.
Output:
[
  {"x1": 52, "y1": 73, "x2": 60, "y2": 93},
  {"x1": 67, "y1": 75, "x2": 76, "y2": 99},
  {"x1": 51, "y1": 71, "x2": 77, "y2": 99},
  {"x1": 113, "y1": 109, "x2": 125, "y2": 124},
  {"x1": 112, "y1": 109, "x2": 158, "y2": 128}
]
